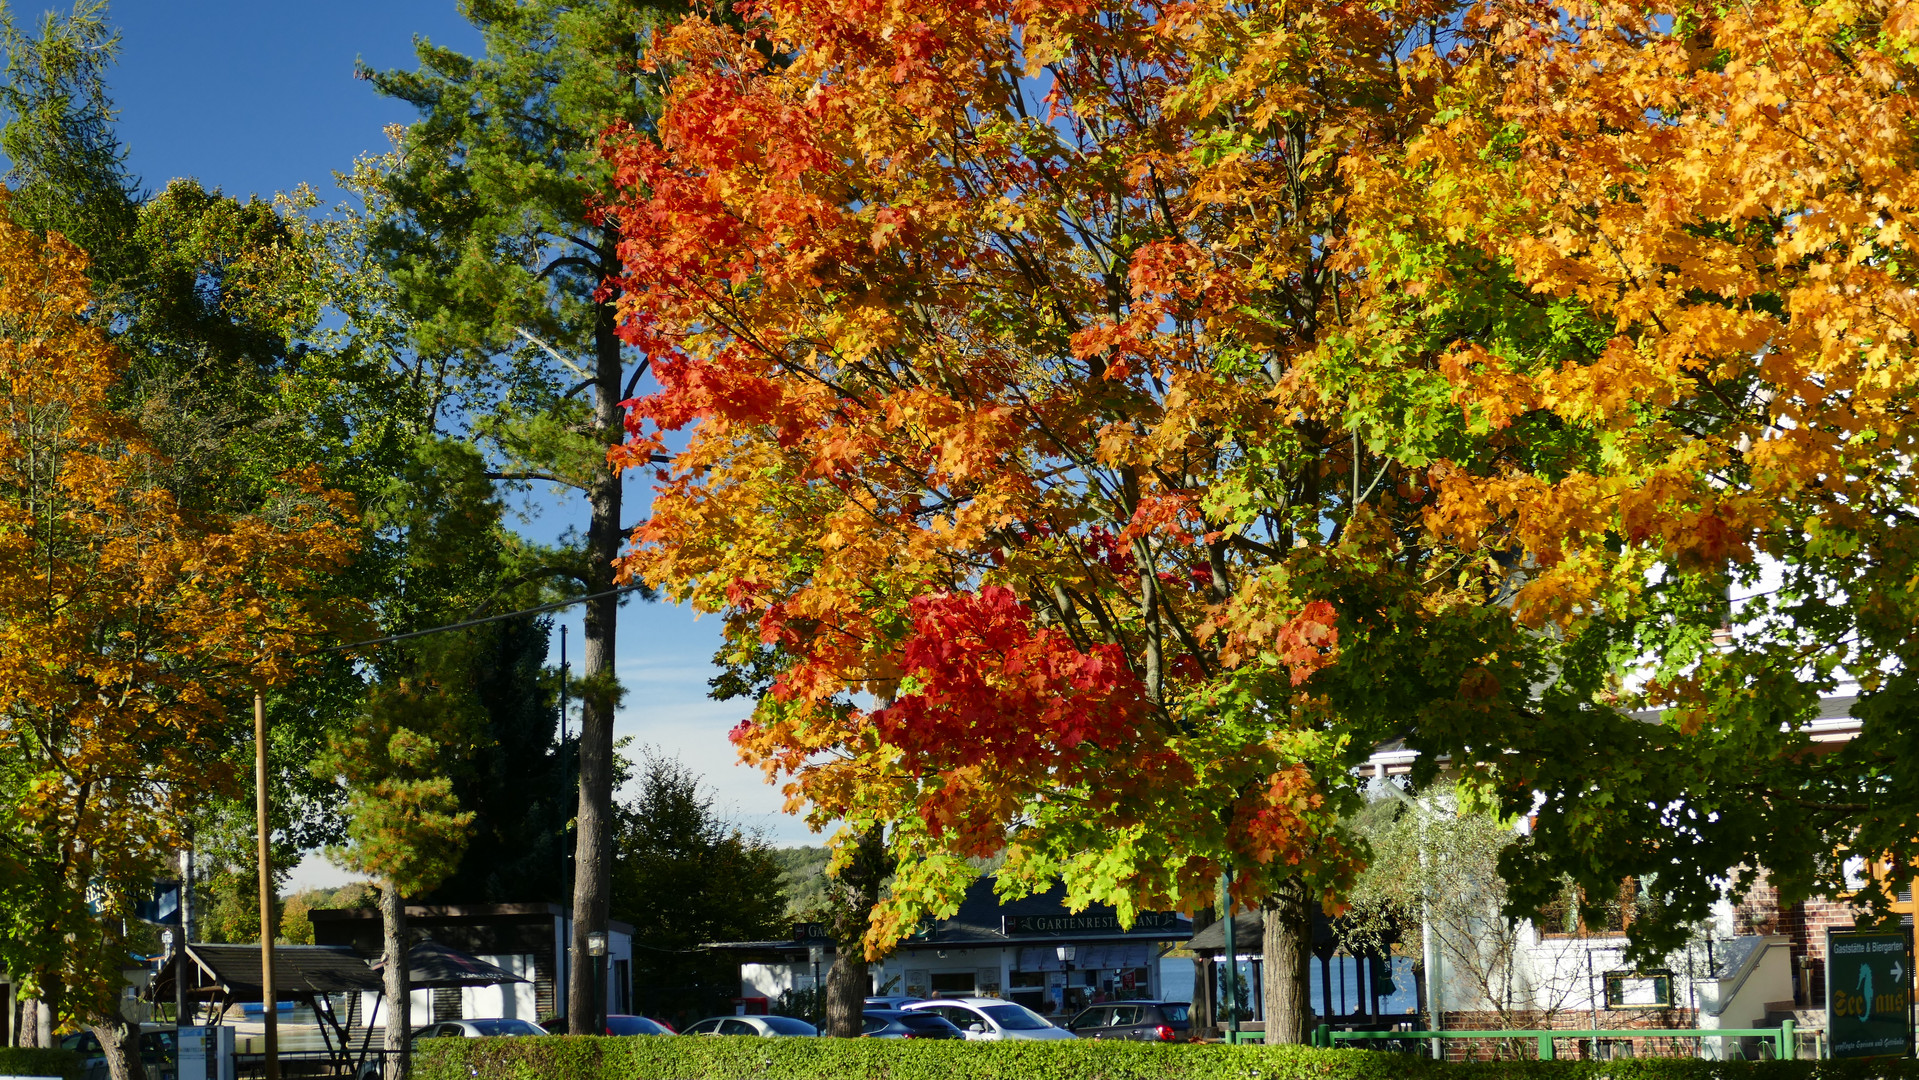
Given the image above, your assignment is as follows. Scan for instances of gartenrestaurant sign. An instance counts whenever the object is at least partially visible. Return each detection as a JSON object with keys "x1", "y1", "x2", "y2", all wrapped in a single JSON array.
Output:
[{"x1": 1001, "y1": 912, "x2": 1184, "y2": 936}]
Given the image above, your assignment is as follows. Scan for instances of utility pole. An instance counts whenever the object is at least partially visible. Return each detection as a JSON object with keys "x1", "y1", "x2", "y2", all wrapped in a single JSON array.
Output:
[
  {"x1": 255, "y1": 689, "x2": 278, "y2": 1080},
  {"x1": 557, "y1": 624, "x2": 571, "y2": 1028}
]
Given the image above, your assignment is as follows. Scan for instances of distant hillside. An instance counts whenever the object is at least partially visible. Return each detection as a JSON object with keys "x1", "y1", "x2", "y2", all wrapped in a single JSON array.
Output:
[{"x1": 771, "y1": 845, "x2": 831, "y2": 917}]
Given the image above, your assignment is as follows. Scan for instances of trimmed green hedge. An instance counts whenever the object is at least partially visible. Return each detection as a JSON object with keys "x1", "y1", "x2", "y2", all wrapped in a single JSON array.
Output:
[
  {"x1": 411, "y1": 1036, "x2": 1919, "y2": 1080},
  {"x1": 0, "y1": 1046, "x2": 82, "y2": 1080}
]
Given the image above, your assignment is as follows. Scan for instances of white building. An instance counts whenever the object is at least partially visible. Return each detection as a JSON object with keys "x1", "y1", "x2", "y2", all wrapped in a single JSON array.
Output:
[{"x1": 714, "y1": 876, "x2": 1192, "y2": 1021}]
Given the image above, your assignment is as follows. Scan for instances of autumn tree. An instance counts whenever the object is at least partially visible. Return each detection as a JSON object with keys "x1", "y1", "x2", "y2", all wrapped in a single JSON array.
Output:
[
  {"x1": 360, "y1": 0, "x2": 675, "y2": 1027},
  {"x1": 1336, "y1": 0, "x2": 1919, "y2": 956},
  {"x1": 0, "y1": 208, "x2": 353, "y2": 1079},
  {"x1": 604, "y1": 0, "x2": 1563, "y2": 1040}
]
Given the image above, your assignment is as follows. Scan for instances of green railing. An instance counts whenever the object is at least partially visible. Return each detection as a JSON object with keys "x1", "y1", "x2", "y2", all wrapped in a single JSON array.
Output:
[{"x1": 1230, "y1": 1020, "x2": 1799, "y2": 1060}]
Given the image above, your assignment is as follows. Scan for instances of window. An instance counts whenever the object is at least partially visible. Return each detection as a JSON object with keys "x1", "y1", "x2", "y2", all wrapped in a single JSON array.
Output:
[
  {"x1": 1604, "y1": 971, "x2": 1674, "y2": 1009},
  {"x1": 719, "y1": 1019, "x2": 757, "y2": 1036},
  {"x1": 930, "y1": 971, "x2": 976, "y2": 994},
  {"x1": 1109, "y1": 1005, "x2": 1142, "y2": 1026},
  {"x1": 1071, "y1": 1007, "x2": 1111, "y2": 1030},
  {"x1": 981, "y1": 1003, "x2": 1053, "y2": 1030}
]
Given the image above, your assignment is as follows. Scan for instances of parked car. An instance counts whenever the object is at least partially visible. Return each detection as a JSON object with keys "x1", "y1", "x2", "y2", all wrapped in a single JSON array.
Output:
[
  {"x1": 409, "y1": 1017, "x2": 546, "y2": 1047},
  {"x1": 864, "y1": 995, "x2": 925, "y2": 1010},
  {"x1": 1065, "y1": 1001, "x2": 1191, "y2": 1042},
  {"x1": 679, "y1": 1014, "x2": 819, "y2": 1037},
  {"x1": 59, "y1": 1026, "x2": 177, "y2": 1080},
  {"x1": 860, "y1": 1009, "x2": 964, "y2": 1039},
  {"x1": 604, "y1": 1014, "x2": 675, "y2": 1036},
  {"x1": 902, "y1": 998, "x2": 1075, "y2": 1041}
]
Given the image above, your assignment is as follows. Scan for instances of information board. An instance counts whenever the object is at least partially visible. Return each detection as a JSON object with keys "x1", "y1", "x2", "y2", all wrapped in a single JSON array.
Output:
[{"x1": 1827, "y1": 928, "x2": 1914, "y2": 1059}]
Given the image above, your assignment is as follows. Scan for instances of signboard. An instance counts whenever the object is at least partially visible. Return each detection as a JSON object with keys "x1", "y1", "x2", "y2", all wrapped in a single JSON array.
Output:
[
  {"x1": 1827, "y1": 928, "x2": 1914, "y2": 1059},
  {"x1": 1000, "y1": 911, "x2": 1183, "y2": 936}
]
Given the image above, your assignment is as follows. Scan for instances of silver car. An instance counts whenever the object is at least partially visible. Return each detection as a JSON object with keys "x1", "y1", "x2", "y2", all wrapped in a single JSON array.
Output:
[
  {"x1": 680, "y1": 1014, "x2": 818, "y2": 1037},
  {"x1": 903, "y1": 997, "x2": 1075, "y2": 1041}
]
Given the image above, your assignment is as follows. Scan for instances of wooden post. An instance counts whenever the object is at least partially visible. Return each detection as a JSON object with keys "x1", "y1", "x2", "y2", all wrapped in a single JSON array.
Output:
[{"x1": 256, "y1": 689, "x2": 279, "y2": 1080}]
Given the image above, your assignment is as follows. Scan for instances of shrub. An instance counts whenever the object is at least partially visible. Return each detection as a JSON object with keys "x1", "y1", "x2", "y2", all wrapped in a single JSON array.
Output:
[
  {"x1": 411, "y1": 1036, "x2": 1919, "y2": 1080},
  {"x1": 0, "y1": 1046, "x2": 83, "y2": 1080}
]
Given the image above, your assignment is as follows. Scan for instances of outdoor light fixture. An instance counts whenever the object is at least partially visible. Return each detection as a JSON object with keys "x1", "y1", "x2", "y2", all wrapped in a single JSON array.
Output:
[
  {"x1": 1056, "y1": 945, "x2": 1076, "y2": 963},
  {"x1": 586, "y1": 931, "x2": 607, "y2": 957}
]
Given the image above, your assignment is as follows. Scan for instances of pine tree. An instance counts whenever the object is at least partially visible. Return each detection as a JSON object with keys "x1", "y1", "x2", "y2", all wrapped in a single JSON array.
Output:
[{"x1": 361, "y1": 0, "x2": 670, "y2": 1028}]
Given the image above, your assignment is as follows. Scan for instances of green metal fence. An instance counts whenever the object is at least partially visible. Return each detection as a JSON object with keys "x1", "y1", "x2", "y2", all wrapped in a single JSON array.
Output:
[{"x1": 1228, "y1": 1020, "x2": 1800, "y2": 1060}]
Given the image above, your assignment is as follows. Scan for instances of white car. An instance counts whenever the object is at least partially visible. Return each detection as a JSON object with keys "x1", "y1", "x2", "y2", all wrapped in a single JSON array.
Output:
[
  {"x1": 903, "y1": 997, "x2": 1075, "y2": 1040},
  {"x1": 680, "y1": 1014, "x2": 818, "y2": 1037}
]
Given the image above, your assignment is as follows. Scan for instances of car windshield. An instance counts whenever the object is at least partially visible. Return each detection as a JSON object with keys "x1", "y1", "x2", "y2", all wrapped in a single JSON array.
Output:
[
  {"x1": 606, "y1": 1017, "x2": 665, "y2": 1035},
  {"x1": 981, "y1": 1004, "x2": 1053, "y2": 1030},
  {"x1": 759, "y1": 1016, "x2": 818, "y2": 1035},
  {"x1": 1159, "y1": 1004, "x2": 1190, "y2": 1022},
  {"x1": 466, "y1": 1019, "x2": 543, "y2": 1037}
]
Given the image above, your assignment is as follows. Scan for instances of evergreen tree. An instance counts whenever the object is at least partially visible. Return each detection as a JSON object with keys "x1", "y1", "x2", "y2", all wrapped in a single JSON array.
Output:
[
  {"x1": 609, "y1": 752, "x2": 787, "y2": 1029},
  {"x1": 419, "y1": 615, "x2": 573, "y2": 906},
  {"x1": 362, "y1": 0, "x2": 672, "y2": 1027}
]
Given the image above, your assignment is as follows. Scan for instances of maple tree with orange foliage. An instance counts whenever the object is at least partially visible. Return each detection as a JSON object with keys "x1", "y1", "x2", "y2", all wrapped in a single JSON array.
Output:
[
  {"x1": 602, "y1": 0, "x2": 1562, "y2": 1037},
  {"x1": 0, "y1": 205, "x2": 356, "y2": 1039},
  {"x1": 1360, "y1": 0, "x2": 1919, "y2": 954}
]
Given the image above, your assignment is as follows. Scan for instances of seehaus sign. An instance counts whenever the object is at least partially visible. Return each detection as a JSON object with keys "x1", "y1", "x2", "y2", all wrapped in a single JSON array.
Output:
[{"x1": 1827, "y1": 928, "x2": 1914, "y2": 1059}]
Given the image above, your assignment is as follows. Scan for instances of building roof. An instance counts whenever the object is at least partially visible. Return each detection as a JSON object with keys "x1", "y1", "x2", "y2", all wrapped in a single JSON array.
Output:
[
  {"x1": 709, "y1": 876, "x2": 1189, "y2": 953},
  {"x1": 309, "y1": 903, "x2": 634, "y2": 936}
]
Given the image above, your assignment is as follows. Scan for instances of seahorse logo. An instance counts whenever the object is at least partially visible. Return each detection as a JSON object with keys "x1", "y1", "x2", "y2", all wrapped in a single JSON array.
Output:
[{"x1": 1857, "y1": 963, "x2": 1875, "y2": 1023}]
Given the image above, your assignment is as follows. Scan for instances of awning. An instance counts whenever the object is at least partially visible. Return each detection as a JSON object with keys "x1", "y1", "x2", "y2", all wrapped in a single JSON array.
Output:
[
  {"x1": 372, "y1": 940, "x2": 527, "y2": 988},
  {"x1": 1016, "y1": 942, "x2": 1153, "y2": 972}
]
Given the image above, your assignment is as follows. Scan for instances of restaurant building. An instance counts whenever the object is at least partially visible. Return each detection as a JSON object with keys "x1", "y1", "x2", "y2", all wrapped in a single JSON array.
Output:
[{"x1": 712, "y1": 876, "x2": 1193, "y2": 1019}]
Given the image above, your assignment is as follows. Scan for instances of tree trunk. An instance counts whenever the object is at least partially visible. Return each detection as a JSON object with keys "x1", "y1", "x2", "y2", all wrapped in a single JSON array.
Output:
[
  {"x1": 380, "y1": 883, "x2": 409, "y2": 1080},
  {"x1": 1189, "y1": 908, "x2": 1217, "y2": 1038},
  {"x1": 823, "y1": 951, "x2": 867, "y2": 1038},
  {"x1": 17, "y1": 997, "x2": 47, "y2": 1047},
  {"x1": 1261, "y1": 879, "x2": 1313, "y2": 1045},
  {"x1": 566, "y1": 279, "x2": 624, "y2": 1035},
  {"x1": 87, "y1": 1013, "x2": 139, "y2": 1080}
]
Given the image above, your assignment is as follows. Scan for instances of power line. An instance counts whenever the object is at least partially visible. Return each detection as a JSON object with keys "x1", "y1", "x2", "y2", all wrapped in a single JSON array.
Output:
[{"x1": 316, "y1": 583, "x2": 648, "y2": 655}]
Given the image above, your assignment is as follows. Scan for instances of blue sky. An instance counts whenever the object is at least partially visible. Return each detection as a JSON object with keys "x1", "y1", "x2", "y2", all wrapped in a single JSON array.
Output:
[{"x1": 95, "y1": 2, "x2": 808, "y2": 885}]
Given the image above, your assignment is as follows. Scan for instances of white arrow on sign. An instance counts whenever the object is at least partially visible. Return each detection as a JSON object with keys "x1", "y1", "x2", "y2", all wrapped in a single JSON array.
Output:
[{"x1": 1893, "y1": 960, "x2": 1906, "y2": 984}]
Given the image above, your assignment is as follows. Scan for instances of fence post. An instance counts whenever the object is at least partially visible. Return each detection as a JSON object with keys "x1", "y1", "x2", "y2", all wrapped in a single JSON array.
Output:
[
  {"x1": 1538, "y1": 1032, "x2": 1555, "y2": 1060},
  {"x1": 1778, "y1": 1019, "x2": 1794, "y2": 1061}
]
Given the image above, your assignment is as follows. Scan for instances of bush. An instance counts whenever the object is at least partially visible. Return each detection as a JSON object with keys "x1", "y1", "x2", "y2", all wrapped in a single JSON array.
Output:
[
  {"x1": 0, "y1": 1046, "x2": 83, "y2": 1080},
  {"x1": 411, "y1": 1036, "x2": 1919, "y2": 1080}
]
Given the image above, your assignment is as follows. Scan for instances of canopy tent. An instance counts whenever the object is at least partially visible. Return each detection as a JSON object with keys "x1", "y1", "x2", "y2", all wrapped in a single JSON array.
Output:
[
  {"x1": 372, "y1": 940, "x2": 527, "y2": 988},
  {"x1": 146, "y1": 939, "x2": 527, "y2": 1076}
]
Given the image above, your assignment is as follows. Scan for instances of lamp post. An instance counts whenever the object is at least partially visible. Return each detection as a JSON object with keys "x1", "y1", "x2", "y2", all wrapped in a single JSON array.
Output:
[
  {"x1": 1056, "y1": 945, "x2": 1076, "y2": 1019},
  {"x1": 808, "y1": 946, "x2": 826, "y2": 1025},
  {"x1": 1221, "y1": 868, "x2": 1240, "y2": 1042},
  {"x1": 586, "y1": 931, "x2": 608, "y2": 1034}
]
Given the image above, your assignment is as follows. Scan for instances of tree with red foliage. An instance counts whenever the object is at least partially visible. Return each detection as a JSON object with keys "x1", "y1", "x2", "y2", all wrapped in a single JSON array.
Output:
[{"x1": 603, "y1": 0, "x2": 1568, "y2": 1039}]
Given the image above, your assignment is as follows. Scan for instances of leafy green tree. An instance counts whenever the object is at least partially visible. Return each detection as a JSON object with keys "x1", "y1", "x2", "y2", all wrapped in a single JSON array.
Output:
[
  {"x1": 608, "y1": 751, "x2": 787, "y2": 1029},
  {"x1": 361, "y1": 0, "x2": 671, "y2": 1026}
]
